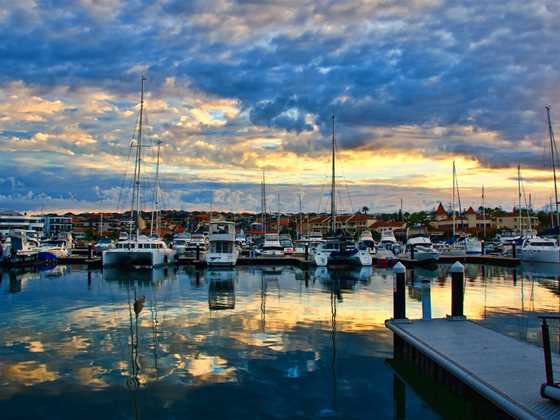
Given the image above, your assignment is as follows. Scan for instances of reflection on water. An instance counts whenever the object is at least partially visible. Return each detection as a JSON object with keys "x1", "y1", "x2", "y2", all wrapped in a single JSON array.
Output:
[{"x1": 0, "y1": 263, "x2": 559, "y2": 419}]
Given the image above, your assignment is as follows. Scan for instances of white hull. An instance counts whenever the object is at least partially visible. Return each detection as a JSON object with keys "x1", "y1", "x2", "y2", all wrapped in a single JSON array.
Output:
[
  {"x1": 206, "y1": 251, "x2": 239, "y2": 266},
  {"x1": 520, "y1": 248, "x2": 560, "y2": 264},
  {"x1": 103, "y1": 248, "x2": 175, "y2": 267},
  {"x1": 402, "y1": 250, "x2": 440, "y2": 262},
  {"x1": 314, "y1": 249, "x2": 372, "y2": 267}
]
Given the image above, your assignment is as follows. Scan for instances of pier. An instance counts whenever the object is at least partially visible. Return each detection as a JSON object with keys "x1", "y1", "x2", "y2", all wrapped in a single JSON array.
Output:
[{"x1": 387, "y1": 262, "x2": 560, "y2": 419}]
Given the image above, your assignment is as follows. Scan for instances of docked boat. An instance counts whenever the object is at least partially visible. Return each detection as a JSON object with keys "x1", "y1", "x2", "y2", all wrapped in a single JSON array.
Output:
[
  {"x1": 184, "y1": 233, "x2": 208, "y2": 258},
  {"x1": 519, "y1": 236, "x2": 560, "y2": 263},
  {"x1": 314, "y1": 237, "x2": 372, "y2": 267},
  {"x1": 312, "y1": 116, "x2": 372, "y2": 268},
  {"x1": 358, "y1": 230, "x2": 375, "y2": 249},
  {"x1": 95, "y1": 237, "x2": 115, "y2": 254},
  {"x1": 172, "y1": 233, "x2": 191, "y2": 256},
  {"x1": 446, "y1": 235, "x2": 482, "y2": 255},
  {"x1": 206, "y1": 220, "x2": 239, "y2": 266},
  {"x1": 261, "y1": 233, "x2": 285, "y2": 257},
  {"x1": 103, "y1": 77, "x2": 176, "y2": 268},
  {"x1": 279, "y1": 234, "x2": 294, "y2": 255},
  {"x1": 376, "y1": 229, "x2": 401, "y2": 261},
  {"x1": 401, "y1": 236, "x2": 440, "y2": 263},
  {"x1": 38, "y1": 235, "x2": 71, "y2": 261},
  {"x1": 1, "y1": 230, "x2": 41, "y2": 261},
  {"x1": 104, "y1": 235, "x2": 175, "y2": 267}
]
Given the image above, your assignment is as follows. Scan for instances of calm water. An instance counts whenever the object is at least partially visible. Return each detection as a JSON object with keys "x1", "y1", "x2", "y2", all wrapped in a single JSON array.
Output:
[{"x1": 0, "y1": 263, "x2": 559, "y2": 419}]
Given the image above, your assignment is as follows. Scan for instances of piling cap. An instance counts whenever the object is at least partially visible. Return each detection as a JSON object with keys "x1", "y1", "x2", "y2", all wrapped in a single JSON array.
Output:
[
  {"x1": 450, "y1": 261, "x2": 465, "y2": 273},
  {"x1": 393, "y1": 261, "x2": 406, "y2": 274}
]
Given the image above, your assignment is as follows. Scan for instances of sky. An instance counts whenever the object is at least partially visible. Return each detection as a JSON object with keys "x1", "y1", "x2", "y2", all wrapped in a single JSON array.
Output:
[{"x1": 0, "y1": 0, "x2": 559, "y2": 214}]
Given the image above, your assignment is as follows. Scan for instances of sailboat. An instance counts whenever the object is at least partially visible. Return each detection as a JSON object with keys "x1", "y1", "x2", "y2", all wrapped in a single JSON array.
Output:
[
  {"x1": 103, "y1": 76, "x2": 175, "y2": 268},
  {"x1": 520, "y1": 107, "x2": 560, "y2": 263},
  {"x1": 313, "y1": 116, "x2": 372, "y2": 267},
  {"x1": 446, "y1": 161, "x2": 482, "y2": 255}
]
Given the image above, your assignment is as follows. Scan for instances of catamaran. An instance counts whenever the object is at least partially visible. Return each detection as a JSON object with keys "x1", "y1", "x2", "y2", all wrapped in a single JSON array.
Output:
[
  {"x1": 103, "y1": 76, "x2": 175, "y2": 268},
  {"x1": 313, "y1": 115, "x2": 372, "y2": 267}
]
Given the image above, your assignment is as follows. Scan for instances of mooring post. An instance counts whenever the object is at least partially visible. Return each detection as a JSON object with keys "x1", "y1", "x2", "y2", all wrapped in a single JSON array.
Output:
[
  {"x1": 542, "y1": 318, "x2": 554, "y2": 385},
  {"x1": 512, "y1": 242, "x2": 517, "y2": 259},
  {"x1": 422, "y1": 283, "x2": 432, "y2": 320},
  {"x1": 481, "y1": 240, "x2": 485, "y2": 256},
  {"x1": 393, "y1": 262, "x2": 406, "y2": 320},
  {"x1": 305, "y1": 244, "x2": 309, "y2": 261},
  {"x1": 88, "y1": 244, "x2": 94, "y2": 259},
  {"x1": 196, "y1": 244, "x2": 200, "y2": 260},
  {"x1": 410, "y1": 244, "x2": 415, "y2": 260},
  {"x1": 450, "y1": 261, "x2": 465, "y2": 319}
]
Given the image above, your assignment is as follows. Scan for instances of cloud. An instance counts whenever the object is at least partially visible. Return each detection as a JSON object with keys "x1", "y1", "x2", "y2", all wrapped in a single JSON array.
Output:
[{"x1": 1, "y1": 0, "x2": 559, "y2": 211}]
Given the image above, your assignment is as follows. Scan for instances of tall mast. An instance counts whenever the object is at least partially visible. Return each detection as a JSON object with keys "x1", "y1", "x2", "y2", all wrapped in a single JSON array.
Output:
[
  {"x1": 261, "y1": 170, "x2": 267, "y2": 236},
  {"x1": 452, "y1": 161, "x2": 456, "y2": 237},
  {"x1": 518, "y1": 165, "x2": 522, "y2": 234},
  {"x1": 131, "y1": 75, "x2": 146, "y2": 237},
  {"x1": 150, "y1": 140, "x2": 162, "y2": 237},
  {"x1": 482, "y1": 185, "x2": 486, "y2": 239},
  {"x1": 277, "y1": 192, "x2": 280, "y2": 234},
  {"x1": 330, "y1": 115, "x2": 336, "y2": 235},
  {"x1": 546, "y1": 106, "x2": 560, "y2": 230},
  {"x1": 298, "y1": 193, "x2": 303, "y2": 240}
]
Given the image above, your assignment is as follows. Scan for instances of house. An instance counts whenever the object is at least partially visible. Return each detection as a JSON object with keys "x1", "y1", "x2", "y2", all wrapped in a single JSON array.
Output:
[{"x1": 305, "y1": 214, "x2": 377, "y2": 236}]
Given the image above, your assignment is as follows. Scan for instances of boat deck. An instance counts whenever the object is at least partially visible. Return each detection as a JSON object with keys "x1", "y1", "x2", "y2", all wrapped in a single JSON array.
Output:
[{"x1": 387, "y1": 318, "x2": 560, "y2": 419}]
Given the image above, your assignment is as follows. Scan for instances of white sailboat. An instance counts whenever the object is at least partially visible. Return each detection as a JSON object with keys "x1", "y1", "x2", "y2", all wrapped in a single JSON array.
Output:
[
  {"x1": 206, "y1": 220, "x2": 239, "y2": 266},
  {"x1": 103, "y1": 76, "x2": 175, "y2": 268},
  {"x1": 313, "y1": 115, "x2": 372, "y2": 267},
  {"x1": 520, "y1": 107, "x2": 560, "y2": 263}
]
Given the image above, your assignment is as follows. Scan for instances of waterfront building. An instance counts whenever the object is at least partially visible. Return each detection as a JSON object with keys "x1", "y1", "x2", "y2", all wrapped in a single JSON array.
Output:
[
  {"x1": 42, "y1": 215, "x2": 72, "y2": 236},
  {"x1": 305, "y1": 213, "x2": 377, "y2": 236},
  {"x1": 0, "y1": 211, "x2": 43, "y2": 237}
]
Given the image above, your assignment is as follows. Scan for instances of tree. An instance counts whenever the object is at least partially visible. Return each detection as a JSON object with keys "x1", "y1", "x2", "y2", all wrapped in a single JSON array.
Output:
[{"x1": 361, "y1": 206, "x2": 369, "y2": 215}]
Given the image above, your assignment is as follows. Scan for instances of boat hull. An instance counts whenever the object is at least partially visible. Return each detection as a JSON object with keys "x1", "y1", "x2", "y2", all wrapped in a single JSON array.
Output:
[
  {"x1": 520, "y1": 249, "x2": 560, "y2": 264},
  {"x1": 103, "y1": 249, "x2": 175, "y2": 268},
  {"x1": 205, "y1": 252, "x2": 238, "y2": 267}
]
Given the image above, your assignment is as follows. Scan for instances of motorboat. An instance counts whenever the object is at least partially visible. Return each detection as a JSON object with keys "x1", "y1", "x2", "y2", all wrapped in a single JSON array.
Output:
[
  {"x1": 172, "y1": 233, "x2": 191, "y2": 256},
  {"x1": 205, "y1": 220, "x2": 239, "y2": 267},
  {"x1": 279, "y1": 234, "x2": 294, "y2": 255},
  {"x1": 95, "y1": 237, "x2": 115, "y2": 254},
  {"x1": 38, "y1": 236, "x2": 71, "y2": 261},
  {"x1": 401, "y1": 236, "x2": 440, "y2": 263},
  {"x1": 519, "y1": 236, "x2": 560, "y2": 264},
  {"x1": 376, "y1": 230, "x2": 401, "y2": 261},
  {"x1": 184, "y1": 233, "x2": 208, "y2": 258},
  {"x1": 261, "y1": 233, "x2": 285, "y2": 257},
  {"x1": 358, "y1": 230, "x2": 375, "y2": 250},
  {"x1": 0, "y1": 230, "x2": 41, "y2": 261},
  {"x1": 314, "y1": 237, "x2": 372, "y2": 267},
  {"x1": 445, "y1": 235, "x2": 482, "y2": 255}
]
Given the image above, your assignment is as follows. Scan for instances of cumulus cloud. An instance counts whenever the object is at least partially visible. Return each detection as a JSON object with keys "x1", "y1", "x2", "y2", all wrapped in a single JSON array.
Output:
[{"x1": 0, "y1": 0, "x2": 559, "y2": 211}]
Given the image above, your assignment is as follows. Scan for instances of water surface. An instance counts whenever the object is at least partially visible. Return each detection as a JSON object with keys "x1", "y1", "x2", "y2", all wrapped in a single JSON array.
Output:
[{"x1": 0, "y1": 263, "x2": 558, "y2": 419}]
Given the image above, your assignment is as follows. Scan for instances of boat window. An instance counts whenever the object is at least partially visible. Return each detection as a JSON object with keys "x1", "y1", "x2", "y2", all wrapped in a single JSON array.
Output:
[{"x1": 529, "y1": 242, "x2": 556, "y2": 247}]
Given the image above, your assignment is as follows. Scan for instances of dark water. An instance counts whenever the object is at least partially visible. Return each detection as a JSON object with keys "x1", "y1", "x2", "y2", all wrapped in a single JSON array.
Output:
[{"x1": 0, "y1": 263, "x2": 558, "y2": 419}]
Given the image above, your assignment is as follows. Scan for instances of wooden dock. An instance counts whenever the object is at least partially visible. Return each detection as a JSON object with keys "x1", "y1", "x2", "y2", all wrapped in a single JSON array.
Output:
[{"x1": 387, "y1": 318, "x2": 560, "y2": 419}]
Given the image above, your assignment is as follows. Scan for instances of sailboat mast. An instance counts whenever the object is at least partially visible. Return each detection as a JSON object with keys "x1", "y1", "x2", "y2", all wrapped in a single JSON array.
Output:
[
  {"x1": 152, "y1": 140, "x2": 162, "y2": 237},
  {"x1": 482, "y1": 185, "x2": 486, "y2": 239},
  {"x1": 546, "y1": 106, "x2": 560, "y2": 229},
  {"x1": 452, "y1": 161, "x2": 456, "y2": 237},
  {"x1": 133, "y1": 75, "x2": 146, "y2": 236},
  {"x1": 518, "y1": 165, "x2": 522, "y2": 234},
  {"x1": 298, "y1": 193, "x2": 303, "y2": 240},
  {"x1": 261, "y1": 170, "x2": 267, "y2": 235},
  {"x1": 330, "y1": 115, "x2": 336, "y2": 235}
]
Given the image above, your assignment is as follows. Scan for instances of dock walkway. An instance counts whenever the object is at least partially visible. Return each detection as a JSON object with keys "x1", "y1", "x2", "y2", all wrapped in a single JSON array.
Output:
[{"x1": 387, "y1": 318, "x2": 560, "y2": 419}]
